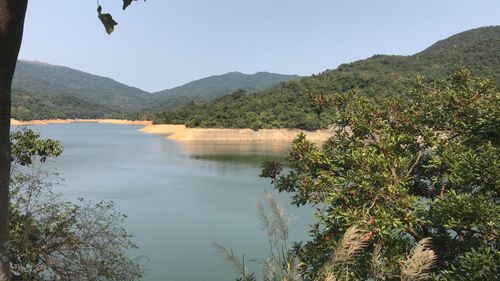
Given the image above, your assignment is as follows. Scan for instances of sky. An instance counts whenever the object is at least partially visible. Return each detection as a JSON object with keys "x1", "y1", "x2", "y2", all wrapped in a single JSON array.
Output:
[{"x1": 19, "y1": 0, "x2": 500, "y2": 92}]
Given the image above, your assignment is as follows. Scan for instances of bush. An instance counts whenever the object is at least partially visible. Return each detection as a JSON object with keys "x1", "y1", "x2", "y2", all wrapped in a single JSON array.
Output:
[
  {"x1": 8, "y1": 129, "x2": 145, "y2": 281},
  {"x1": 263, "y1": 69, "x2": 499, "y2": 280}
]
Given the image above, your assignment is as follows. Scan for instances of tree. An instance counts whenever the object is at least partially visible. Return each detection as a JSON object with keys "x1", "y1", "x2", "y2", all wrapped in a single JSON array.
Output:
[
  {"x1": 263, "y1": 69, "x2": 499, "y2": 280},
  {"x1": 8, "y1": 129, "x2": 144, "y2": 280},
  {"x1": 0, "y1": 1, "x2": 141, "y2": 279},
  {"x1": 308, "y1": 92, "x2": 330, "y2": 122}
]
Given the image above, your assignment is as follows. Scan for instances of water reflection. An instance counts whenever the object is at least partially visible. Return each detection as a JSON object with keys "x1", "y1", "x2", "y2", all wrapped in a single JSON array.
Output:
[
  {"x1": 177, "y1": 141, "x2": 291, "y2": 165},
  {"x1": 14, "y1": 124, "x2": 314, "y2": 281}
]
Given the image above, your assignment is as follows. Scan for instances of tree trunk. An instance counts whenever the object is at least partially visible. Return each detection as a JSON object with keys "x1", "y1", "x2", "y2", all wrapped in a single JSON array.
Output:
[{"x1": 0, "y1": 1, "x2": 28, "y2": 280}]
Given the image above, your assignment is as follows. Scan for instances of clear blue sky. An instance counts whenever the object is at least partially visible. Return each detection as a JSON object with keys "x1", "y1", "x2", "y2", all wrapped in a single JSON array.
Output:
[{"x1": 19, "y1": 0, "x2": 500, "y2": 92}]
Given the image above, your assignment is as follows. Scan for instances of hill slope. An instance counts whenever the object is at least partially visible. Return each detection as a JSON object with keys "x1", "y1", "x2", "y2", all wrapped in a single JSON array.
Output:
[
  {"x1": 153, "y1": 26, "x2": 500, "y2": 129},
  {"x1": 12, "y1": 89, "x2": 120, "y2": 120},
  {"x1": 150, "y1": 72, "x2": 298, "y2": 110},
  {"x1": 12, "y1": 60, "x2": 154, "y2": 115},
  {"x1": 12, "y1": 61, "x2": 298, "y2": 120}
]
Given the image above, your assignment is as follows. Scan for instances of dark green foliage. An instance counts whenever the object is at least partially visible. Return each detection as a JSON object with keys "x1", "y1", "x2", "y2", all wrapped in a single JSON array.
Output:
[
  {"x1": 154, "y1": 86, "x2": 333, "y2": 130},
  {"x1": 12, "y1": 60, "x2": 154, "y2": 114},
  {"x1": 260, "y1": 160, "x2": 282, "y2": 184},
  {"x1": 10, "y1": 129, "x2": 61, "y2": 165},
  {"x1": 11, "y1": 61, "x2": 296, "y2": 120},
  {"x1": 153, "y1": 26, "x2": 500, "y2": 130},
  {"x1": 262, "y1": 69, "x2": 499, "y2": 280},
  {"x1": 307, "y1": 92, "x2": 330, "y2": 122},
  {"x1": 97, "y1": 5, "x2": 117, "y2": 35},
  {"x1": 97, "y1": 0, "x2": 141, "y2": 34},
  {"x1": 11, "y1": 89, "x2": 124, "y2": 120},
  {"x1": 122, "y1": 0, "x2": 134, "y2": 10},
  {"x1": 437, "y1": 247, "x2": 499, "y2": 281}
]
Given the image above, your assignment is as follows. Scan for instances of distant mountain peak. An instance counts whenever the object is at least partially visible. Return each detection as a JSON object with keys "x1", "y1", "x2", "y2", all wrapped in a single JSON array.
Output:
[
  {"x1": 153, "y1": 71, "x2": 299, "y2": 97},
  {"x1": 19, "y1": 59, "x2": 56, "y2": 67},
  {"x1": 418, "y1": 25, "x2": 500, "y2": 55},
  {"x1": 151, "y1": 25, "x2": 500, "y2": 129},
  {"x1": 12, "y1": 60, "x2": 299, "y2": 119},
  {"x1": 13, "y1": 60, "x2": 153, "y2": 115}
]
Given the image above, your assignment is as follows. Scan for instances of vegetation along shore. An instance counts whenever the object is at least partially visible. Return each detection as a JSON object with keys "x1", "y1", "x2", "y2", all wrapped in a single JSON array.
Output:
[{"x1": 11, "y1": 119, "x2": 333, "y2": 142}]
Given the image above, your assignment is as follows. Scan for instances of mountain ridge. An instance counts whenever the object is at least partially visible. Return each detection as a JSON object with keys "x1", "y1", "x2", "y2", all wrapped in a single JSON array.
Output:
[
  {"x1": 12, "y1": 60, "x2": 298, "y2": 120},
  {"x1": 12, "y1": 26, "x2": 499, "y2": 122},
  {"x1": 152, "y1": 26, "x2": 500, "y2": 129},
  {"x1": 150, "y1": 71, "x2": 299, "y2": 110},
  {"x1": 13, "y1": 60, "x2": 154, "y2": 113}
]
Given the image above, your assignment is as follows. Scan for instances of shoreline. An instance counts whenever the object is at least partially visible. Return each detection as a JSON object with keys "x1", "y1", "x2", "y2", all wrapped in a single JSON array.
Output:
[
  {"x1": 11, "y1": 119, "x2": 333, "y2": 142},
  {"x1": 140, "y1": 124, "x2": 333, "y2": 142},
  {"x1": 10, "y1": 119, "x2": 152, "y2": 126}
]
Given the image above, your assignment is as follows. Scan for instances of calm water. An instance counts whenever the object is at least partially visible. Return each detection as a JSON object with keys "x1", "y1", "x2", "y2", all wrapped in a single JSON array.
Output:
[{"x1": 16, "y1": 123, "x2": 312, "y2": 281}]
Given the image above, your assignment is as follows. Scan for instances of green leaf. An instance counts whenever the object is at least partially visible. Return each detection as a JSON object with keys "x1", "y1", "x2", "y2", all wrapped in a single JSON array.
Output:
[
  {"x1": 97, "y1": 5, "x2": 118, "y2": 35},
  {"x1": 122, "y1": 0, "x2": 133, "y2": 10}
]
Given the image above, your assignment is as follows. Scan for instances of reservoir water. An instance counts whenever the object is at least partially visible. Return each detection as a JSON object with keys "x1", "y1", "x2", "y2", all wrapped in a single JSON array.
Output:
[{"x1": 16, "y1": 123, "x2": 313, "y2": 281}]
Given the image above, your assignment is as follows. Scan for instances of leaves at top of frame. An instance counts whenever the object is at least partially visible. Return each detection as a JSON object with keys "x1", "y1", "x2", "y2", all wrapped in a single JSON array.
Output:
[{"x1": 97, "y1": 5, "x2": 118, "y2": 35}]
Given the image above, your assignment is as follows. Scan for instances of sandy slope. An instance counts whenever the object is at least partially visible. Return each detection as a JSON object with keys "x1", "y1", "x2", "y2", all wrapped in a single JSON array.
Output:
[
  {"x1": 139, "y1": 124, "x2": 187, "y2": 135},
  {"x1": 139, "y1": 124, "x2": 333, "y2": 142}
]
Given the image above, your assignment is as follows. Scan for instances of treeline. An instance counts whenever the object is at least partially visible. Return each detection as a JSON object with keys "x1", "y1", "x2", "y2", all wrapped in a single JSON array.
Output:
[
  {"x1": 12, "y1": 60, "x2": 298, "y2": 120},
  {"x1": 11, "y1": 89, "x2": 125, "y2": 120},
  {"x1": 152, "y1": 26, "x2": 500, "y2": 130},
  {"x1": 153, "y1": 88, "x2": 335, "y2": 130}
]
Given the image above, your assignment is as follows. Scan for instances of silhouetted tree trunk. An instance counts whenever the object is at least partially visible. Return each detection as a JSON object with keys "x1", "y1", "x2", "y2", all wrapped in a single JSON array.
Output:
[{"x1": 0, "y1": 1, "x2": 28, "y2": 280}]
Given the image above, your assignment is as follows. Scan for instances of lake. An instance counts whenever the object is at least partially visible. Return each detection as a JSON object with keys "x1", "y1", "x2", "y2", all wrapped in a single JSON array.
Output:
[{"x1": 16, "y1": 123, "x2": 313, "y2": 281}]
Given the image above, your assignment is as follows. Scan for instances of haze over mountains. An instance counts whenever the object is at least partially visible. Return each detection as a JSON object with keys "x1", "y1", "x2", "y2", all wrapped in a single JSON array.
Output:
[
  {"x1": 11, "y1": 62, "x2": 298, "y2": 120},
  {"x1": 12, "y1": 26, "x2": 499, "y2": 123}
]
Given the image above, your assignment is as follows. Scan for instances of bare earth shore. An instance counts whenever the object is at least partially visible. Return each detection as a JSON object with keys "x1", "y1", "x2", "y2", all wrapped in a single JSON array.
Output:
[
  {"x1": 140, "y1": 124, "x2": 332, "y2": 142},
  {"x1": 11, "y1": 119, "x2": 333, "y2": 142},
  {"x1": 11, "y1": 119, "x2": 152, "y2": 126}
]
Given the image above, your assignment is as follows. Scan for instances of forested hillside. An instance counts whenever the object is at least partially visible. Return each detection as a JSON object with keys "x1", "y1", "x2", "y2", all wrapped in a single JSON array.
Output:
[
  {"x1": 151, "y1": 72, "x2": 299, "y2": 110},
  {"x1": 11, "y1": 89, "x2": 121, "y2": 120},
  {"x1": 11, "y1": 61, "x2": 297, "y2": 120},
  {"x1": 13, "y1": 60, "x2": 154, "y2": 114},
  {"x1": 12, "y1": 26, "x2": 498, "y2": 122},
  {"x1": 153, "y1": 26, "x2": 500, "y2": 129}
]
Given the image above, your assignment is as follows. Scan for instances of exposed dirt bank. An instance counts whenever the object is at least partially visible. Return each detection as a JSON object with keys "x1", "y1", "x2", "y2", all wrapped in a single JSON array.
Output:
[{"x1": 139, "y1": 124, "x2": 333, "y2": 142}]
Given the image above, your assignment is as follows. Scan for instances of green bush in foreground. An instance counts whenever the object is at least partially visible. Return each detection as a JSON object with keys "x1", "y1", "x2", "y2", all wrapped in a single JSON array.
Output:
[
  {"x1": 261, "y1": 69, "x2": 499, "y2": 280},
  {"x1": 8, "y1": 129, "x2": 144, "y2": 281}
]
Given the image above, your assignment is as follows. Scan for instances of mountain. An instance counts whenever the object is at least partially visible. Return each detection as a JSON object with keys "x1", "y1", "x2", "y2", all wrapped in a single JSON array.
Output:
[
  {"x1": 12, "y1": 89, "x2": 120, "y2": 120},
  {"x1": 11, "y1": 60, "x2": 298, "y2": 120},
  {"x1": 153, "y1": 26, "x2": 500, "y2": 129},
  {"x1": 150, "y1": 72, "x2": 299, "y2": 110},
  {"x1": 12, "y1": 60, "x2": 154, "y2": 115}
]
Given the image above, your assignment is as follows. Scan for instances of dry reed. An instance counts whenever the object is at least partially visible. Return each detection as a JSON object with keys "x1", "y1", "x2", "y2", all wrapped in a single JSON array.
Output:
[
  {"x1": 400, "y1": 238, "x2": 436, "y2": 281},
  {"x1": 315, "y1": 226, "x2": 370, "y2": 281}
]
